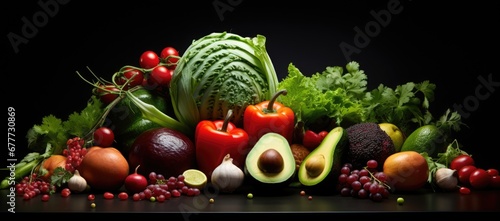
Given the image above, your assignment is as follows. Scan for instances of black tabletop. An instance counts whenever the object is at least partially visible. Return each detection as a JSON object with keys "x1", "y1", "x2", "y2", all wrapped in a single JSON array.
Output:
[{"x1": 2, "y1": 186, "x2": 499, "y2": 217}]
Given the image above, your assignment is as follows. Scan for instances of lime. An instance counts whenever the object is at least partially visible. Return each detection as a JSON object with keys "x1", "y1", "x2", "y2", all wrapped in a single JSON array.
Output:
[
  {"x1": 182, "y1": 169, "x2": 207, "y2": 189},
  {"x1": 400, "y1": 124, "x2": 444, "y2": 157}
]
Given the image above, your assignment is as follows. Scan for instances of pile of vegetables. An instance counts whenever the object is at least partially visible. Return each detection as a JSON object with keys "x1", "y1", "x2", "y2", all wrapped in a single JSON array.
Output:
[
  {"x1": 0, "y1": 32, "x2": 281, "y2": 189},
  {"x1": 1, "y1": 31, "x2": 468, "y2": 193}
]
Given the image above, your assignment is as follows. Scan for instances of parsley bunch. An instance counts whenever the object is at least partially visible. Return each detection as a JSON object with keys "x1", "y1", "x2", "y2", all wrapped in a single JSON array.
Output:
[{"x1": 277, "y1": 61, "x2": 464, "y2": 139}]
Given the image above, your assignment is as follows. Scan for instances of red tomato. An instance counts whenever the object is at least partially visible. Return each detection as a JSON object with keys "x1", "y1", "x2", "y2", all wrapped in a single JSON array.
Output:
[
  {"x1": 486, "y1": 168, "x2": 499, "y2": 176},
  {"x1": 61, "y1": 188, "x2": 71, "y2": 197},
  {"x1": 450, "y1": 155, "x2": 475, "y2": 171},
  {"x1": 94, "y1": 84, "x2": 120, "y2": 105},
  {"x1": 118, "y1": 192, "x2": 129, "y2": 200},
  {"x1": 458, "y1": 165, "x2": 477, "y2": 186},
  {"x1": 160, "y1": 46, "x2": 179, "y2": 69},
  {"x1": 93, "y1": 127, "x2": 115, "y2": 147},
  {"x1": 139, "y1": 51, "x2": 160, "y2": 69},
  {"x1": 148, "y1": 66, "x2": 173, "y2": 90},
  {"x1": 103, "y1": 192, "x2": 114, "y2": 199},
  {"x1": 490, "y1": 175, "x2": 500, "y2": 188},
  {"x1": 469, "y1": 168, "x2": 490, "y2": 189},
  {"x1": 116, "y1": 67, "x2": 144, "y2": 89}
]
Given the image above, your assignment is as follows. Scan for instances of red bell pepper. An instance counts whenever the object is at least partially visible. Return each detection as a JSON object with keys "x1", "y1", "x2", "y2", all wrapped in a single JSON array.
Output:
[
  {"x1": 195, "y1": 109, "x2": 250, "y2": 179},
  {"x1": 302, "y1": 130, "x2": 328, "y2": 151},
  {"x1": 243, "y1": 89, "x2": 295, "y2": 148}
]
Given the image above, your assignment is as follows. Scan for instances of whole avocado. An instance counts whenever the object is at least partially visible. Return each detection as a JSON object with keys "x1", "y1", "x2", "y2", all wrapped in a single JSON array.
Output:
[{"x1": 345, "y1": 122, "x2": 396, "y2": 170}]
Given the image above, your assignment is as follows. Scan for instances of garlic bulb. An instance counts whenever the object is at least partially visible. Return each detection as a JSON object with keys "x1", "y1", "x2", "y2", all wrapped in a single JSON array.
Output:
[
  {"x1": 435, "y1": 168, "x2": 458, "y2": 191},
  {"x1": 68, "y1": 170, "x2": 88, "y2": 193},
  {"x1": 211, "y1": 154, "x2": 245, "y2": 193}
]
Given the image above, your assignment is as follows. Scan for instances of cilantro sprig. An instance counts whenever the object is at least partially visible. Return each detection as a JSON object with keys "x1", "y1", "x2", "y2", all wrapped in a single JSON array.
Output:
[{"x1": 26, "y1": 96, "x2": 104, "y2": 155}]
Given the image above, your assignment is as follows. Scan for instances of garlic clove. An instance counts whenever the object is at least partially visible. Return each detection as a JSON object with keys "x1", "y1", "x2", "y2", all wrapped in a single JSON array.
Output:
[
  {"x1": 435, "y1": 168, "x2": 458, "y2": 191},
  {"x1": 211, "y1": 154, "x2": 245, "y2": 193},
  {"x1": 68, "y1": 170, "x2": 88, "y2": 193}
]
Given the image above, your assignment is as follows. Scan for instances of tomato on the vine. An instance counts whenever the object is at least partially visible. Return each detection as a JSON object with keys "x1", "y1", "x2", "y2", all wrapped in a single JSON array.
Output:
[
  {"x1": 450, "y1": 155, "x2": 474, "y2": 171},
  {"x1": 139, "y1": 50, "x2": 160, "y2": 69},
  {"x1": 93, "y1": 126, "x2": 115, "y2": 147},
  {"x1": 94, "y1": 84, "x2": 120, "y2": 105},
  {"x1": 148, "y1": 65, "x2": 173, "y2": 90},
  {"x1": 160, "y1": 46, "x2": 179, "y2": 69},
  {"x1": 117, "y1": 67, "x2": 145, "y2": 89}
]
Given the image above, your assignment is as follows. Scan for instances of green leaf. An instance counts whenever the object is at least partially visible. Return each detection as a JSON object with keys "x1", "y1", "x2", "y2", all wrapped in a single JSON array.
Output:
[{"x1": 50, "y1": 167, "x2": 73, "y2": 187}]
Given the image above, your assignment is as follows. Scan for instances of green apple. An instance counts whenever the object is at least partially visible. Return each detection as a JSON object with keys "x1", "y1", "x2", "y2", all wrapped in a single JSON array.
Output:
[{"x1": 378, "y1": 123, "x2": 405, "y2": 152}]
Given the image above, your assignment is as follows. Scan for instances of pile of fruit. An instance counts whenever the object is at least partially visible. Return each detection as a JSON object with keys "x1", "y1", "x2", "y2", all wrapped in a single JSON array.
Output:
[{"x1": 2, "y1": 32, "x2": 500, "y2": 206}]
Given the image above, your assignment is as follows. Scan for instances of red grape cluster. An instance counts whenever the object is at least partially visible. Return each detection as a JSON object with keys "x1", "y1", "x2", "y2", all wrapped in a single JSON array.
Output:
[
  {"x1": 132, "y1": 172, "x2": 201, "y2": 202},
  {"x1": 63, "y1": 137, "x2": 87, "y2": 173},
  {"x1": 337, "y1": 160, "x2": 391, "y2": 202},
  {"x1": 15, "y1": 174, "x2": 56, "y2": 201}
]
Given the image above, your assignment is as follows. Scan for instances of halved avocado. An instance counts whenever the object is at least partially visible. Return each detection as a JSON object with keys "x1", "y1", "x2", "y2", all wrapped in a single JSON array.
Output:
[
  {"x1": 244, "y1": 133, "x2": 296, "y2": 187},
  {"x1": 297, "y1": 127, "x2": 348, "y2": 193}
]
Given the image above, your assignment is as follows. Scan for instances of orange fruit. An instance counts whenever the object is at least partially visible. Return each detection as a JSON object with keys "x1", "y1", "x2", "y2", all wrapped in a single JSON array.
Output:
[
  {"x1": 383, "y1": 151, "x2": 429, "y2": 192},
  {"x1": 78, "y1": 146, "x2": 129, "y2": 191},
  {"x1": 38, "y1": 155, "x2": 67, "y2": 182}
]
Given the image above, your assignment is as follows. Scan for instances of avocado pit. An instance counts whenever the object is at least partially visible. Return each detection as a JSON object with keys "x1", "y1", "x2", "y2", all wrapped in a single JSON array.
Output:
[
  {"x1": 305, "y1": 154, "x2": 325, "y2": 177},
  {"x1": 257, "y1": 148, "x2": 284, "y2": 173}
]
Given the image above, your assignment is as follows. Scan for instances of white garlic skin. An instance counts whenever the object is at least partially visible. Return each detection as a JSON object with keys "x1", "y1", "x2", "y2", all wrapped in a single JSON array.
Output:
[
  {"x1": 68, "y1": 170, "x2": 88, "y2": 193},
  {"x1": 435, "y1": 168, "x2": 458, "y2": 191},
  {"x1": 211, "y1": 154, "x2": 245, "y2": 193}
]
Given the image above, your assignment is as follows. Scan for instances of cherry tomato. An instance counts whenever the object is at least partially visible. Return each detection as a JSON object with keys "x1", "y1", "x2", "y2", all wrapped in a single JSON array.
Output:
[
  {"x1": 41, "y1": 194, "x2": 50, "y2": 202},
  {"x1": 160, "y1": 46, "x2": 179, "y2": 69},
  {"x1": 450, "y1": 155, "x2": 475, "y2": 171},
  {"x1": 486, "y1": 168, "x2": 499, "y2": 176},
  {"x1": 118, "y1": 192, "x2": 129, "y2": 200},
  {"x1": 61, "y1": 188, "x2": 71, "y2": 197},
  {"x1": 490, "y1": 175, "x2": 500, "y2": 188},
  {"x1": 103, "y1": 192, "x2": 114, "y2": 199},
  {"x1": 458, "y1": 165, "x2": 477, "y2": 186},
  {"x1": 148, "y1": 66, "x2": 173, "y2": 90},
  {"x1": 93, "y1": 127, "x2": 115, "y2": 147},
  {"x1": 469, "y1": 168, "x2": 490, "y2": 189},
  {"x1": 459, "y1": 186, "x2": 471, "y2": 194},
  {"x1": 139, "y1": 50, "x2": 160, "y2": 69},
  {"x1": 94, "y1": 84, "x2": 120, "y2": 105},
  {"x1": 116, "y1": 67, "x2": 145, "y2": 89}
]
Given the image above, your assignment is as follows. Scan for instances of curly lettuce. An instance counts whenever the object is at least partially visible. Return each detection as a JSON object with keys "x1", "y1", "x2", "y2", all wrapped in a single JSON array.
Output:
[{"x1": 277, "y1": 61, "x2": 463, "y2": 137}]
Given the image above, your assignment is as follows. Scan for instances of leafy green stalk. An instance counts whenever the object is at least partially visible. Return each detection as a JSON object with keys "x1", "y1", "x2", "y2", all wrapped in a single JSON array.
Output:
[
  {"x1": 125, "y1": 90, "x2": 192, "y2": 136},
  {"x1": 26, "y1": 96, "x2": 104, "y2": 155},
  {"x1": 0, "y1": 144, "x2": 53, "y2": 189},
  {"x1": 423, "y1": 139, "x2": 469, "y2": 191}
]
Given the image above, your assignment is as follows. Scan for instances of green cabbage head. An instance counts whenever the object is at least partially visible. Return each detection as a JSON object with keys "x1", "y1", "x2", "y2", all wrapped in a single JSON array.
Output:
[{"x1": 170, "y1": 32, "x2": 279, "y2": 131}]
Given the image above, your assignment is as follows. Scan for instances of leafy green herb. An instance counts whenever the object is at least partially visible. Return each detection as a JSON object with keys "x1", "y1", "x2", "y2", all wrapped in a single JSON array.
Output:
[
  {"x1": 423, "y1": 139, "x2": 469, "y2": 191},
  {"x1": 277, "y1": 61, "x2": 465, "y2": 140},
  {"x1": 26, "y1": 96, "x2": 104, "y2": 155},
  {"x1": 50, "y1": 167, "x2": 73, "y2": 188}
]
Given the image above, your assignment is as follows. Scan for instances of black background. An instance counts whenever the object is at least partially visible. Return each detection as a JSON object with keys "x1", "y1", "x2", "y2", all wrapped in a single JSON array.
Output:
[{"x1": 3, "y1": 1, "x2": 499, "y2": 171}]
